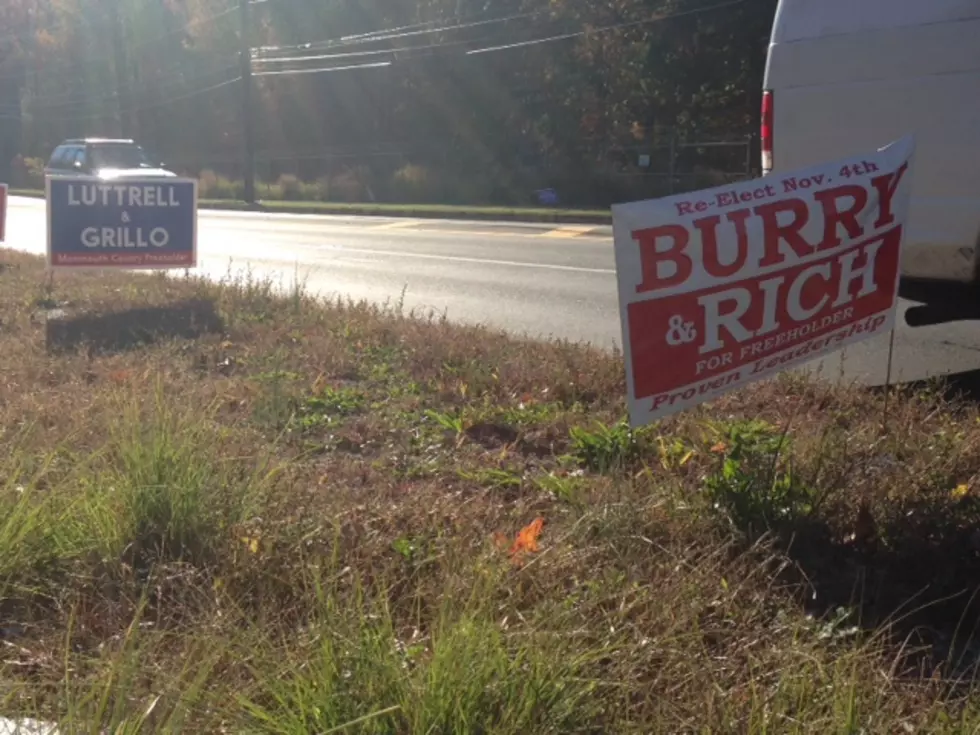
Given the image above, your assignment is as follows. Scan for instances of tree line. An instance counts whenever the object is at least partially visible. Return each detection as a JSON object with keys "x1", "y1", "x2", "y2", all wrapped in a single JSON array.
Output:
[{"x1": 0, "y1": 0, "x2": 779, "y2": 206}]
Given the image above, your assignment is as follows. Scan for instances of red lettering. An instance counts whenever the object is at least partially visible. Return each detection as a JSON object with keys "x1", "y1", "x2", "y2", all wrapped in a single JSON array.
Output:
[
  {"x1": 813, "y1": 184, "x2": 869, "y2": 250},
  {"x1": 675, "y1": 201, "x2": 694, "y2": 216},
  {"x1": 633, "y1": 225, "x2": 693, "y2": 293},
  {"x1": 871, "y1": 162, "x2": 908, "y2": 229},
  {"x1": 755, "y1": 198, "x2": 813, "y2": 267},
  {"x1": 694, "y1": 212, "x2": 750, "y2": 278}
]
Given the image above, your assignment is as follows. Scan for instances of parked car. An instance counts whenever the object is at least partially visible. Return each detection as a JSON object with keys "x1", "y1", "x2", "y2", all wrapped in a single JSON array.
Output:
[
  {"x1": 44, "y1": 138, "x2": 176, "y2": 181},
  {"x1": 763, "y1": 0, "x2": 980, "y2": 285}
]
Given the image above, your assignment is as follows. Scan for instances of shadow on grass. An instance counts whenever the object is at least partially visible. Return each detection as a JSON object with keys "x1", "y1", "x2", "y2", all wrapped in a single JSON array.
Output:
[
  {"x1": 45, "y1": 299, "x2": 224, "y2": 354},
  {"x1": 869, "y1": 366, "x2": 980, "y2": 405},
  {"x1": 778, "y1": 358, "x2": 980, "y2": 674},
  {"x1": 781, "y1": 506, "x2": 980, "y2": 679},
  {"x1": 719, "y1": 358, "x2": 980, "y2": 674}
]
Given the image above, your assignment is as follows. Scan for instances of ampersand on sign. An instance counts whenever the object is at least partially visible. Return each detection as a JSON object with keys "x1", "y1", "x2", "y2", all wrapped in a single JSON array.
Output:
[{"x1": 665, "y1": 315, "x2": 697, "y2": 346}]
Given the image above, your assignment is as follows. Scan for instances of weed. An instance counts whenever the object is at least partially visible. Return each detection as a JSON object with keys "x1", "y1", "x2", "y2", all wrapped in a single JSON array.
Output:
[
  {"x1": 534, "y1": 471, "x2": 587, "y2": 504},
  {"x1": 703, "y1": 418, "x2": 815, "y2": 535},
  {"x1": 655, "y1": 434, "x2": 696, "y2": 471},
  {"x1": 250, "y1": 369, "x2": 302, "y2": 430},
  {"x1": 457, "y1": 467, "x2": 523, "y2": 491},
  {"x1": 100, "y1": 393, "x2": 271, "y2": 567},
  {"x1": 294, "y1": 384, "x2": 366, "y2": 431},
  {"x1": 1, "y1": 248, "x2": 979, "y2": 731},
  {"x1": 569, "y1": 419, "x2": 643, "y2": 474},
  {"x1": 424, "y1": 408, "x2": 465, "y2": 439}
]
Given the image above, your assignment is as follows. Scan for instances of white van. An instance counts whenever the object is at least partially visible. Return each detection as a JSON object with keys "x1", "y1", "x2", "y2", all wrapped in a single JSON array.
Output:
[{"x1": 762, "y1": 1, "x2": 980, "y2": 284}]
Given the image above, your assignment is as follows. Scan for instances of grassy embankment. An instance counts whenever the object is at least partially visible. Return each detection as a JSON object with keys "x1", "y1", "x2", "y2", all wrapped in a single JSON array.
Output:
[
  {"x1": 2, "y1": 247, "x2": 980, "y2": 732},
  {"x1": 7, "y1": 189, "x2": 612, "y2": 225}
]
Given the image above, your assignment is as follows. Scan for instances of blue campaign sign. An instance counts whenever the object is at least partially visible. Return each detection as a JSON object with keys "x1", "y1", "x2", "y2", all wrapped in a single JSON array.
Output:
[{"x1": 46, "y1": 177, "x2": 197, "y2": 269}]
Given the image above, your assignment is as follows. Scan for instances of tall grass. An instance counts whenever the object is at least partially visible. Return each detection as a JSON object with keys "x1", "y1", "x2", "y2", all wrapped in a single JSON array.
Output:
[{"x1": 3, "y1": 251, "x2": 980, "y2": 731}]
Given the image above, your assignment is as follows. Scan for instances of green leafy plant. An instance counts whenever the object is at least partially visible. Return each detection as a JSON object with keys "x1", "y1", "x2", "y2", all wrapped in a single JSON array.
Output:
[
  {"x1": 295, "y1": 385, "x2": 366, "y2": 431},
  {"x1": 703, "y1": 419, "x2": 815, "y2": 535},
  {"x1": 569, "y1": 419, "x2": 642, "y2": 474},
  {"x1": 250, "y1": 370, "x2": 302, "y2": 430},
  {"x1": 424, "y1": 409, "x2": 465, "y2": 438}
]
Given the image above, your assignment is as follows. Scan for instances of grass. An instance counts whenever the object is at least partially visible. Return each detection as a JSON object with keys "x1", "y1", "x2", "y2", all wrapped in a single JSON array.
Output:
[
  {"x1": 3, "y1": 247, "x2": 980, "y2": 731},
  {"x1": 7, "y1": 189, "x2": 613, "y2": 224}
]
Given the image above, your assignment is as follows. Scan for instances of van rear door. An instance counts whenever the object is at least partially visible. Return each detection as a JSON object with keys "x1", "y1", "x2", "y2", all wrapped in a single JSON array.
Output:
[{"x1": 764, "y1": 0, "x2": 980, "y2": 282}]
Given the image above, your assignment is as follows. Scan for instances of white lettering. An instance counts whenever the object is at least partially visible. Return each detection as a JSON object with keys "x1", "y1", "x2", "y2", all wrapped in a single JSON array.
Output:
[
  {"x1": 833, "y1": 241, "x2": 884, "y2": 307},
  {"x1": 149, "y1": 228, "x2": 169, "y2": 248},
  {"x1": 788, "y1": 264, "x2": 832, "y2": 322},
  {"x1": 68, "y1": 185, "x2": 81, "y2": 206},
  {"x1": 756, "y1": 276, "x2": 784, "y2": 337},
  {"x1": 76, "y1": 227, "x2": 161, "y2": 249},
  {"x1": 698, "y1": 288, "x2": 753, "y2": 355}
]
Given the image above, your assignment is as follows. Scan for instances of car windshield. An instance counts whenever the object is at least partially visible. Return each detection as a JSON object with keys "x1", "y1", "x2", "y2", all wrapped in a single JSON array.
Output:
[{"x1": 89, "y1": 145, "x2": 153, "y2": 170}]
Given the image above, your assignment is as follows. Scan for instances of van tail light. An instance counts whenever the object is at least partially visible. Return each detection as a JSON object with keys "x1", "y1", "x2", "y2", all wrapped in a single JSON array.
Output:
[{"x1": 761, "y1": 89, "x2": 773, "y2": 174}]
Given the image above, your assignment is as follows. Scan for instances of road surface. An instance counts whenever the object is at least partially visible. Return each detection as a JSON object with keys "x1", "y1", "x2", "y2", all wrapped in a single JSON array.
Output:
[{"x1": 5, "y1": 195, "x2": 980, "y2": 390}]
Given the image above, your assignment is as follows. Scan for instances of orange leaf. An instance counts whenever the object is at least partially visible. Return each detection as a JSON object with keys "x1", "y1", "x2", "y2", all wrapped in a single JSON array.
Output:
[
  {"x1": 710, "y1": 442, "x2": 727, "y2": 454},
  {"x1": 510, "y1": 517, "x2": 544, "y2": 556}
]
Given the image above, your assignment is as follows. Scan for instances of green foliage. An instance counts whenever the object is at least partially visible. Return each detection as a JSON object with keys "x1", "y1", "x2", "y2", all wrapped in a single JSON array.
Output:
[
  {"x1": 98, "y1": 395, "x2": 271, "y2": 567},
  {"x1": 8, "y1": 155, "x2": 45, "y2": 189},
  {"x1": 198, "y1": 170, "x2": 244, "y2": 201},
  {"x1": 251, "y1": 369, "x2": 302, "y2": 430},
  {"x1": 703, "y1": 419, "x2": 815, "y2": 535},
  {"x1": 389, "y1": 164, "x2": 442, "y2": 203},
  {"x1": 239, "y1": 596, "x2": 599, "y2": 735},
  {"x1": 5, "y1": 0, "x2": 777, "y2": 208},
  {"x1": 569, "y1": 419, "x2": 642, "y2": 474},
  {"x1": 535, "y1": 471, "x2": 587, "y2": 505},
  {"x1": 458, "y1": 467, "x2": 523, "y2": 491},
  {"x1": 424, "y1": 408, "x2": 465, "y2": 437},
  {"x1": 295, "y1": 384, "x2": 366, "y2": 431}
]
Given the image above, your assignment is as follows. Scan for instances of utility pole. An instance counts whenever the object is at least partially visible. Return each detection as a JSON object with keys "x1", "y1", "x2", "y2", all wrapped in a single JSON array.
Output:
[
  {"x1": 240, "y1": 0, "x2": 256, "y2": 204},
  {"x1": 108, "y1": 2, "x2": 131, "y2": 138}
]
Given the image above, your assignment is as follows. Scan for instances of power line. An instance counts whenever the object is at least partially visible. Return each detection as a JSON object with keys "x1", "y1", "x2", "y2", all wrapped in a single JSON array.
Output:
[
  {"x1": 134, "y1": 74, "x2": 242, "y2": 109},
  {"x1": 339, "y1": 18, "x2": 453, "y2": 43},
  {"x1": 26, "y1": 61, "x2": 241, "y2": 111},
  {"x1": 0, "y1": 73, "x2": 242, "y2": 121},
  {"x1": 252, "y1": 0, "x2": 748, "y2": 73},
  {"x1": 252, "y1": 8, "x2": 546, "y2": 58},
  {"x1": 467, "y1": 0, "x2": 749, "y2": 55},
  {"x1": 251, "y1": 36, "x2": 475, "y2": 66},
  {"x1": 253, "y1": 62, "x2": 391, "y2": 77}
]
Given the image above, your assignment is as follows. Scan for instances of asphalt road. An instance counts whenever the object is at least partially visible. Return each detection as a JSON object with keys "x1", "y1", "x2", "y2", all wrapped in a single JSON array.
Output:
[{"x1": 5, "y1": 195, "x2": 980, "y2": 391}]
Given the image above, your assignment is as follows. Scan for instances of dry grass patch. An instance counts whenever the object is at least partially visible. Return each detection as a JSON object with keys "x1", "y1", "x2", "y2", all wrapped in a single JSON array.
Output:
[{"x1": 1, "y1": 247, "x2": 980, "y2": 732}]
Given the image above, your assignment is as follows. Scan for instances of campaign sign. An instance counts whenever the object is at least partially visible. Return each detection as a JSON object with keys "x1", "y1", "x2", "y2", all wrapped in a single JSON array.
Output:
[
  {"x1": 0, "y1": 182, "x2": 7, "y2": 242},
  {"x1": 612, "y1": 136, "x2": 915, "y2": 428},
  {"x1": 46, "y1": 177, "x2": 197, "y2": 269}
]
